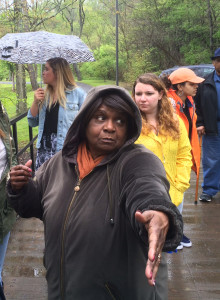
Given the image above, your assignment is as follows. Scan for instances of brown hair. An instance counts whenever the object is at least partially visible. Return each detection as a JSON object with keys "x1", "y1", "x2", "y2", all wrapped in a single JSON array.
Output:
[
  {"x1": 132, "y1": 73, "x2": 180, "y2": 139},
  {"x1": 160, "y1": 74, "x2": 186, "y2": 92}
]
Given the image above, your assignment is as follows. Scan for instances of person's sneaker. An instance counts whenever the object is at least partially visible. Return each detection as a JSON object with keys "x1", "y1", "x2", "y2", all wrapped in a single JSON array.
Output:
[
  {"x1": 181, "y1": 234, "x2": 192, "y2": 247},
  {"x1": 176, "y1": 243, "x2": 183, "y2": 250},
  {"x1": 199, "y1": 192, "x2": 212, "y2": 202}
]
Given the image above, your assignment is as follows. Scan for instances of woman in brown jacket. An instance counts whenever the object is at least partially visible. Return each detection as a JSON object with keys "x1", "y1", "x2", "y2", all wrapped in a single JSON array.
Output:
[{"x1": 8, "y1": 85, "x2": 182, "y2": 300}]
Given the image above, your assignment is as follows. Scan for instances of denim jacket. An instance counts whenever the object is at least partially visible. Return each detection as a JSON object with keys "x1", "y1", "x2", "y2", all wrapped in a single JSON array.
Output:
[{"x1": 27, "y1": 87, "x2": 86, "y2": 151}]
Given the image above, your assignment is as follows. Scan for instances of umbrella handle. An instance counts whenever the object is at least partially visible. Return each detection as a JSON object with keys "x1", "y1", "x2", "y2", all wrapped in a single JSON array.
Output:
[
  {"x1": 40, "y1": 64, "x2": 42, "y2": 88},
  {"x1": 194, "y1": 136, "x2": 203, "y2": 204}
]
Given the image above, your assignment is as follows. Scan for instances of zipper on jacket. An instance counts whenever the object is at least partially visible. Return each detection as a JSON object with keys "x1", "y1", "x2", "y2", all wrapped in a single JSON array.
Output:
[
  {"x1": 104, "y1": 283, "x2": 117, "y2": 300},
  {"x1": 107, "y1": 164, "x2": 115, "y2": 225},
  {"x1": 60, "y1": 165, "x2": 94, "y2": 299},
  {"x1": 60, "y1": 175, "x2": 81, "y2": 300}
]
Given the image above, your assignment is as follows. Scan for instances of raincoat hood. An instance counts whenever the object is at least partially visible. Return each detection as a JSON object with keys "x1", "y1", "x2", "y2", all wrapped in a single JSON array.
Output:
[{"x1": 62, "y1": 85, "x2": 142, "y2": 162}]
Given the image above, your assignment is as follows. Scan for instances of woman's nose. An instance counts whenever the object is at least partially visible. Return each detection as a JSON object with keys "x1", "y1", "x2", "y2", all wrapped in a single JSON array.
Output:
[
  {"x1": 104, "y1": 119, "x2": 115, "y2": 131},
  {"x1": 140, "y1": 94, "x2": 147, "y2": 101}
]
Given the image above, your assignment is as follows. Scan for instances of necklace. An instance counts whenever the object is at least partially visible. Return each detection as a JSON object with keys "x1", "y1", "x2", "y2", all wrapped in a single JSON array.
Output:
[{"x1": 150, "y1": 124, "x2": 159, "y2": 136}]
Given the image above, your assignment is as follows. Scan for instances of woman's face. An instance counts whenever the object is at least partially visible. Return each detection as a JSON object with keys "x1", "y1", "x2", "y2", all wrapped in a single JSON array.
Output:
[
  {"x1": 43, "y1": 62, "x2": 56, "y2": 86},
  {"x1": 178, "y1": 82, "x2": 198, "y2": 97},
  {"x1": 85, "y1": 104, "x2": 128, "y2": 159},
  {"x1": 134, "y1": 82, "x2": 162, "y2": 115}
]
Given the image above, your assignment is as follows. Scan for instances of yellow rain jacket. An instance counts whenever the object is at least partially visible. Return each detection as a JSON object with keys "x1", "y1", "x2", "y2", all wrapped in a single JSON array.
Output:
[{"x1": 136, "y1": 117, "x2": 192, "y2": 207}]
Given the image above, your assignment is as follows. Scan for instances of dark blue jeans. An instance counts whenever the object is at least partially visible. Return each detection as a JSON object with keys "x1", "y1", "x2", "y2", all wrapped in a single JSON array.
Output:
[{"x1": 202, "y1": 122, "x2": 220, "y2": 196}]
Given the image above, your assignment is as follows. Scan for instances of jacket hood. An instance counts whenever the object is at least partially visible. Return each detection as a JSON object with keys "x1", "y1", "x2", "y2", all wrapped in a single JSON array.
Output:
[{"x1": 62, "y1": 85, "x2": 142, "y2": 163}]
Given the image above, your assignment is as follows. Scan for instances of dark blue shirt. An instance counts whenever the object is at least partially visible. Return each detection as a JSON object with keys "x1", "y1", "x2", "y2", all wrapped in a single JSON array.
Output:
[{"x1": 214, "y1": 71, "x2": 220, "y2": 121}]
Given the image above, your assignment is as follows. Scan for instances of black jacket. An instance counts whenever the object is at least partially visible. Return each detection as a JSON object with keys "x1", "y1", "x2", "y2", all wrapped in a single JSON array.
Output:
[
  {"x1": 194, "y1": 71, "x2": 218, "y2": 135},
  {"x1": 8, "y1": 85, "x2": 183, "y2": 300}
]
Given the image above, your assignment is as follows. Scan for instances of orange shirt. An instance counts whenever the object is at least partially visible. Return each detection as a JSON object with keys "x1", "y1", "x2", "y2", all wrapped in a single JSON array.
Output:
[{"x1": 167, "y1": 89, "x2": 201, "y2": 176}]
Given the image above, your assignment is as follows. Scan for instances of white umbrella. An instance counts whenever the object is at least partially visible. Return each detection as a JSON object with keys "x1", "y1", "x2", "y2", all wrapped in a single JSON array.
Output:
[{"x1": 0, "y1": 31, "x2": 95, "y2": 64}]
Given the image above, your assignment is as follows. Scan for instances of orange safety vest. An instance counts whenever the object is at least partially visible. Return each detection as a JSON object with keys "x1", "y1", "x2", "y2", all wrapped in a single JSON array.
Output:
[{"x1": 167, "y1": 89, "x2": 201, "y2": 176}]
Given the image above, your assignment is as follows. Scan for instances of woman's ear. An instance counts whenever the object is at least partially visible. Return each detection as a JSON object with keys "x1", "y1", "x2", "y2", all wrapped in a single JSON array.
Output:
[
  {"x1": 177, "y1": 83, "x2": 182, "y2": 92},
  {"x1": 159, "y1": 91, "x2": 164, "y2": 100}
]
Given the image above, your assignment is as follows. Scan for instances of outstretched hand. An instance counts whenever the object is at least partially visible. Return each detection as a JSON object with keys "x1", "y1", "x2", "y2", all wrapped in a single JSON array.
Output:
[
  {"x1": 10, "y1": 160, "x2": 32, "y2": 192},
  {"x1": 135, "y1": 210, "x2": 169, "y2": 286}
]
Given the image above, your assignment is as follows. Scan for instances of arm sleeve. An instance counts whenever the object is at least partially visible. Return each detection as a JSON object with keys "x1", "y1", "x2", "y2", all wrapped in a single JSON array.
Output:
[
  {"x1": 119, "y1": 147, "x2": 183, "y2": 251},
  {"x1": 7, "y1": 160, "x2": 50, "y2": 219},
  {"x1": 27, "y1": 108, "x2": 39, "y2": 127},
  {"x1": 78, "y1": 88, "x2": 87, "y2": 109},
  {"x1": 173, "y1": 118, "x2": 192, "y2": 193},
  {"x1": 194, "y1": 85, "x2": 204, "y2": 127}
]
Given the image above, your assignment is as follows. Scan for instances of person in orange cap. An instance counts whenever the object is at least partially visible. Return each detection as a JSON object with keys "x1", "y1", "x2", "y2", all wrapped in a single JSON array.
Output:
[{"x1": 161, "y1": 68, "x2": 204, "y2": 249}]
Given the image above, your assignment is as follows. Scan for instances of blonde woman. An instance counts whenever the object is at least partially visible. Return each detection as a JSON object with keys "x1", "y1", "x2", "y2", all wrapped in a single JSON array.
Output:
[
  {"x1": 133, "y1": 73, "x2": 192, "y2": 250},
  {"x1": 28, "y1": 57, "x2": 86, "y2": 169}
]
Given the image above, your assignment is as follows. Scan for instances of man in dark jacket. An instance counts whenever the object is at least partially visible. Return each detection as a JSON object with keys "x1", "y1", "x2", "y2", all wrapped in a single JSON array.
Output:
[{"x1": 194, "y1": 47, "x2": 220, "y2": 202}]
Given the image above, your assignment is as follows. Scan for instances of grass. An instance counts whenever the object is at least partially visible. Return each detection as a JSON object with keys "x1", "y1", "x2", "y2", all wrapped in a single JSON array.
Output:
[
  {"x1": 80, "y1": 79, "x2": 116, "y2": 86},
  {"x1": 80, "y1": 79, "x2": 132, "y2": 91},
  {"x1": 0, "y1": 83, "x2": 38, "y2": 147}
]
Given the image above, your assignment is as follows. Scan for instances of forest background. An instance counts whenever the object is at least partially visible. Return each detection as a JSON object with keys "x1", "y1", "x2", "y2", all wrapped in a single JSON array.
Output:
[{"x1": 0, "y1": 0, "x2": 220, "y2": 117}]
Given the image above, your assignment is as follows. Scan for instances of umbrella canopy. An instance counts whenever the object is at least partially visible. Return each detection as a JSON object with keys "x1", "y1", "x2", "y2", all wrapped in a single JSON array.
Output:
[{"x1": 0, "y1": 31, "x2": 95, "y2": 64}]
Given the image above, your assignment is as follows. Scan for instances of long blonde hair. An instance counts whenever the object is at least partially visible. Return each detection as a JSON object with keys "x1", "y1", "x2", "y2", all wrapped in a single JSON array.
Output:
[
  {"x1": 132, "y1": 73, "x2": 180, "y2": 140},
  {"x1": 44, "y1": 57, "x2": 77, "y2": 109}
]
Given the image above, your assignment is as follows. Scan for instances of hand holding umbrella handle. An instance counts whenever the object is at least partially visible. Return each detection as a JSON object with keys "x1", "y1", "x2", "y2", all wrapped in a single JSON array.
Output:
[
  {"x1": 30, "y1": 88, "x2": 45, "y2": 117},
  {"x1": 34, "y1": 88, "x2": 45, "y2": 105}
]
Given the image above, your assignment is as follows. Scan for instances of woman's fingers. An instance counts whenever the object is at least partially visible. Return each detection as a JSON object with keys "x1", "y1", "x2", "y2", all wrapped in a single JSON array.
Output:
[
  {"x1": 135, "y1": 210, "x2": 169, "y2": 285},
  {"x1": 10, "y1": 163, "x2": 32, "y2": 191},
  {"x1": 34, "y1": 88, "x2": 45, "y2": 103}
]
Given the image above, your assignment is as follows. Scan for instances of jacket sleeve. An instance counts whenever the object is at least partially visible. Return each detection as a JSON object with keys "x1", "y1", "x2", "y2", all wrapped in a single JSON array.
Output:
[
  {"x1": 173, "y1": 118, "x2": 192, "y2": 193},
  {"x1": 78, "y1": 88, "x2": 87, "y2": 109},
  {"x1": 7, "y1": 160, "x2": 50, "y2": 219},
  {"x1": 4, "y1": 107, "x2": 18, "y2": 168},
  {"x1": 119, "y1": 147, "x2": 183, "y2": 251},
  {"x1": 27, "y1": 108, "x2": 39, "y2": 127},
  {"x1": 194, "y1": 84, "x2": 204, "y2": 127}
]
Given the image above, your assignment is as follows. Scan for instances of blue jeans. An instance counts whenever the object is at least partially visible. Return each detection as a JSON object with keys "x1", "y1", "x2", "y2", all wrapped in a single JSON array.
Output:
[
  {"x1": 202, "y1": 122, "x2": 220, "y2": 196},
  {"x1": 0, "y1": 232, "x2": 10, "y2": 284}
]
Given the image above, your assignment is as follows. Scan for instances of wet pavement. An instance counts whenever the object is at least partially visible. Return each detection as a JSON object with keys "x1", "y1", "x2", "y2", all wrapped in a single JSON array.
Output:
[{"x1": 2, "y1": 168, "x2": 220, "y2": 299}]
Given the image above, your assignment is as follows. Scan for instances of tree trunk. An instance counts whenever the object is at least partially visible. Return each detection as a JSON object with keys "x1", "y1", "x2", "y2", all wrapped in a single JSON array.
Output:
[
  {"x1": 207, "y1": 0, "x2": 214, "y2": 52},
  {"x1": 27, "y1": 64, "x2": 39, "y2": 90},
  {"x1": 12, "y1": 71, "x2": 16, "y2": 92},
  {"x1": 16, "y1": 64, "x2": 27, "y2": 113},
  {"x1": 73, "y1": 64, "x2": 82, "y2": 81},
  {"x1": 14, "y1": 0, "x2": 28, "y2": 113}
]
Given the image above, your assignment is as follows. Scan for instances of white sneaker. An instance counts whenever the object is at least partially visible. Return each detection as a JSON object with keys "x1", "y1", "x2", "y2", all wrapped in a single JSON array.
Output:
[{"x1": 176, "y1": 243, "x2": 183, "y2": 250}]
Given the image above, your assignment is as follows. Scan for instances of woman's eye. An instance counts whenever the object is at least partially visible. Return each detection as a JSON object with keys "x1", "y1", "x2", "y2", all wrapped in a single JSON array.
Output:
[
  {"x1": 116, "y1": 118, "x2": 125, "y2": 125},
  {"x1": 96, "y1": 115, "x2": 105, "y2": 121}
]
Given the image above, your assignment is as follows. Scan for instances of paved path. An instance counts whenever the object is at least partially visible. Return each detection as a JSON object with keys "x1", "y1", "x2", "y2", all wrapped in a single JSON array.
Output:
[{"x1": 3, "y1": 167, "x2": 220, "y2": 299}]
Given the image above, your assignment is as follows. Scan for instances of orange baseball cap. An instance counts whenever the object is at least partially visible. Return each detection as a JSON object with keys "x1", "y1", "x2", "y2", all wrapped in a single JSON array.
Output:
[{"x1": 168, "y1": 68, "x2": 204, "y2": 84}]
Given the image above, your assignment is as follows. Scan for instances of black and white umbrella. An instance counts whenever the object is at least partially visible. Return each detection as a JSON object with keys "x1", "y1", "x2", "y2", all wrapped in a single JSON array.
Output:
[{"x1": 0, "y1": 31, "x2": 95, "y2": 64}]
